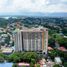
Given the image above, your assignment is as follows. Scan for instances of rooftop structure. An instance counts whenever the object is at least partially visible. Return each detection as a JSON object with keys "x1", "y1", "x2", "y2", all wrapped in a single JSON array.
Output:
[
  {"x1": 1, "y1": 47, "x2": 13, "y2": 54},
  {"x1": 55, "y1": 57, "x2": 62, "y2": 64},
  {"x1": 18, "y1": 63, "x2": 30, "y2": 67}
]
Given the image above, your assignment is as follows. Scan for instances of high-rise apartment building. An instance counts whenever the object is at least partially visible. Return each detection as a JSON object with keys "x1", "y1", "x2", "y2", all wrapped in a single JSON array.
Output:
[{"x1": 14, "y1": 27, "x2": 48, "y2": 54}]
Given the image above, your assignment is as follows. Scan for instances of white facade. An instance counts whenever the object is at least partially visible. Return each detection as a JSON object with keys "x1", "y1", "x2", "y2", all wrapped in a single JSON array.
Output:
[{"x1": 14, "y1": 28, "x2": 48, "y2": 54}]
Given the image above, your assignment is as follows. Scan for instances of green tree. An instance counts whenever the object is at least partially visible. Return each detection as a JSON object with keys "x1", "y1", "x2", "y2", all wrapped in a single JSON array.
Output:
[
  {"x1": 8, "y1": 52, "x2": 40, "y2": 63},
  {"x1": 53, "y1": 34, "x2": 67, "y2": 48},
  {"x1": 0, "y1": 56, "x2": 4, "y2": 63},
  {"x1": 53, "y1": 64, "x2": 61, "y2": 67},
  {"x1": 64, "y1": 62, "x2": 67, "y2": 67},
  {"x1": 5, "y1": 35, "x2": 10, "y2": 45},
  {"x1": 48, "y1": 50, "x2": 58, "y2": 59},
  {"x1": 8, "y1": 52, "x2": 21, "y2": 62},
  {"x1": 12, "y1": 63, "x2": 18, "y2": 67},
  {"x1": 48, "y1": 38, "x2": 55, "y2": 47},
  {"x1": 0, "y1": 53, "x2": 8, "y2": 63},
  {"x1": 64, "y1": 52, "x2": 67, "y2": 60},
  {"x1": 31, "y1": 59, "x2": 36, "y2": 64},
  {"x1": 36, "y1": 64, "x2": 40, "y2": 67},
  {"x1": 30, "y1": 62, "x2": 34, "y2": 67}
]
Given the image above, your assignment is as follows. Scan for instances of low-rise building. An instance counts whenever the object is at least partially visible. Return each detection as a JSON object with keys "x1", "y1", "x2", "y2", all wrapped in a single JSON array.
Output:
[
  {"x1": 55, "y1": 57, "x2": 62, "y2": 64},
  {"x1": 2, "y1": 47, "x2": 13, "y2": 54}
]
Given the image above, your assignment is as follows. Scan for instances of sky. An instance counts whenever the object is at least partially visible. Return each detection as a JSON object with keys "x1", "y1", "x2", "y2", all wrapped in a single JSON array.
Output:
[{"x1": 0, "y1": 0, "x2": 67, "y2": 15}]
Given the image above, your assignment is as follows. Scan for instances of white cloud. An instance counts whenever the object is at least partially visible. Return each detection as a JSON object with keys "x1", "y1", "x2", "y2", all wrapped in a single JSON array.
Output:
[{"x1": 0, "y1": 0, "x2": 67, "y2": 15}]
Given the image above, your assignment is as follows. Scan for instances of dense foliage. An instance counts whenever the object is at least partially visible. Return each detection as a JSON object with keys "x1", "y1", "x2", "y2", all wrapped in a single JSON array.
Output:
[
  {"x1": 12, "y1": 63, "x2": 18, "y2": 67},
  {"x1": 48, "y1": 49, "x2": 67, "y2": 65},
  {"x1": 8, "y1": 52, "x2": 42, "y2": 63},
  {"x1": 53, "y1": 64, "x2": 61, "y2": 67},
  {"x1": 48, "y1": 33, "x2": 67, "y2": 48},
  {"x1": 0, "y1": 18, "x2": 8, "y2": 27},
  {"x1": 0, "y1": 53, "x2": 8, "y2": 62},
  {"x1": 64, "y1": 62, "x2": 67, "y2": 67},
  {"x1": 0, "y1": 17, "x2": 67, "y2": 34}
]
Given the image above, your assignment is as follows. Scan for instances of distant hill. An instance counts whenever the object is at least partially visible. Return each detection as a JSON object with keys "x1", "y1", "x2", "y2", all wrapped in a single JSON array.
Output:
[
  {"x1": 44, "y1": 12, "x2": 67, "y2": 17},
  {"x1": 0, "y1": 12, "x2": 67, "y2": 17}
]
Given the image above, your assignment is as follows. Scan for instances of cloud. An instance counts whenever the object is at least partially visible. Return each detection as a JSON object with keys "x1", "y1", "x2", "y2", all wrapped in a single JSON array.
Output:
[{"x1": 0, "y1": 0, "x2": 67, "y2": 15}]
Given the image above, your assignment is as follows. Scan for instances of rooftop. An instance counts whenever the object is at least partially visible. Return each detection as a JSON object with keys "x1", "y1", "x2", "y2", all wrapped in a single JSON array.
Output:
[
  {"x1": 58, "y1": 47, "x2": 67, "y2": 51},
  {"x1": 55, "y1": 57, "x2": 62, "y2": 64},
  {"x1": 2, "y1": 47, "x2": 13, "y2": 53},
  {"x1": 13, "y1": 26, "x2": 48, "y2": 33},
  {"x1": 18, "y1": 63, "x2": 30, "y2": 66},
  {"x1": 20, "y1": 27, "x2": 48, "y2": 32}
]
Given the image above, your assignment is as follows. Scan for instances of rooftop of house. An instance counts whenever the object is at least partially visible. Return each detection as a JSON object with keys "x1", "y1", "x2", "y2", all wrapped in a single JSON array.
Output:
[{"x1": 18, "y1": 62, "x2": 30, "y2": 66}]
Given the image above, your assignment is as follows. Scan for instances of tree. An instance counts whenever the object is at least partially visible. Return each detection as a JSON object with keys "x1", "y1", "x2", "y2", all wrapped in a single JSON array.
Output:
[
  {"x1": 64, "y1": 62, "x2": 67, "y2": 67},
  {"x1": 48, "y1": 50, "x2": 58, "y2": 59},
  {"x1": 22, "y1": 52, "x2": 39, "y2": 62},
  {"x1": 48, "y1": 38, "x2": 55, "y2": 47},
  {"x1": 64, "y1": 52, "x2": 67, "y2": 60},
  {"x1": 53, "y1": 64, "x2": 61, "y2": 67},
  {"x1": 36, "y1": 64, "x2": 40, "y2": 67},
  {"x1": 30, "y1": 62, "x2": 34, "y2": 67},
  {"x1": 12, "y1": 63, "x2": 18, "y2": 67},
  {"x1": 62, "y1": 28, "x2": 67, "y2": 36},
  {"x1": 0, "y1": 53, "x2": 8, "y2": 63},
  {"x1": 31, "y1": 59, "x2": 36, "y2": 64},
  {"x1": 8, "y1": 52, "x2": 40, "y2": 63},
  {"x1": 22, "y1": 66, "x2": 26, "y2": 67},
  {"x1": 53, "y1": 34, "x2": 67, "y2": 48},
  {"x1": 5, "y1": 35, "x2": 10, "y2": 45},
  {"x1": 8, "y1": 52, "x2": 21, "y2": 62},
  {"x1": 0, "y1": 56, "x2": 4, "y2": 63}
]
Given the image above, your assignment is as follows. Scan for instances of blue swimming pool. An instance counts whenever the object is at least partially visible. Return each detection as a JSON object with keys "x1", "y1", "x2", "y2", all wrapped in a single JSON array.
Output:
[{"x1": 0, "y1": 62, "x2": 13, "y2": 67}]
